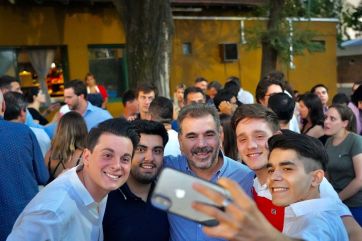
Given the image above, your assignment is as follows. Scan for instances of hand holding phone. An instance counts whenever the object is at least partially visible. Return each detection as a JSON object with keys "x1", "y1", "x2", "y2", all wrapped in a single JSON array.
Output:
[{"x1": 151, "y1": 168, "x2": 231, "y2": 227}]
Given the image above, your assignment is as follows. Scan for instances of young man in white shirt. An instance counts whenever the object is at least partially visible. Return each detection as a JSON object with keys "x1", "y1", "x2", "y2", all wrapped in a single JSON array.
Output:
[
  {"x1": 266, "y1": 132, "x2": 347, "y2": 240},
  {"x1": 7, "y1": 118, "x2": 139, "y2": 241}
]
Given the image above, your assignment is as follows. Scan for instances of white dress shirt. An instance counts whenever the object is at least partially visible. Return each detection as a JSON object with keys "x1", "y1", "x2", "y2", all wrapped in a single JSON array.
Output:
[
  {"x1": 283, "y1": 198, "x2": 348, "y2": 241},
  {"x1": 7, "y1": 166, "x2": 107, "y2": 241}
]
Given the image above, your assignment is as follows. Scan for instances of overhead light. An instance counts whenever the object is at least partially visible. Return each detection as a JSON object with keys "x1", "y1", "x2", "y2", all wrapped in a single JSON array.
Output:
[{"x1": 8, "y1": 0, "x2": 15, "y2": 4}]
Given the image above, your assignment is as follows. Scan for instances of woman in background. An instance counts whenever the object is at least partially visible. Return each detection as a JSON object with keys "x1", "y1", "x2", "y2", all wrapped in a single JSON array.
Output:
[
  {"x1": 45, "y1": 111, "x2": 88, "y2": 183},
  {"x1": 324, "y1": 104, "x2": 362, "y2": 226},
  {"x1": 22, "y1": 86, "x2": 49, "y2": 125},
  {"x1": 298, "y1": 92, "x2": 327, "y2": 143},
  {"x1": 85, "y1": 72, "x2": 108, "y2": 109}
]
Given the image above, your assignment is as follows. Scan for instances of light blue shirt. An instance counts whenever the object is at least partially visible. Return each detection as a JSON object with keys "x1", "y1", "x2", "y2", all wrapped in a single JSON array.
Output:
[
  {"x1": 82, "y1": 102, "x2": 112, "y2": 131},
  {"x1": 7, "y1": 166, "x2": 107, "y2": 241},
  {"x1": 164, "y1": 154, "x2": 254, "y2": 241},
  {"x1": 25, "y1": 109, "x2": 56, "y2": 138},
  {"x1": 59, "y1": 102, "x2": 112, "y2": 132}
]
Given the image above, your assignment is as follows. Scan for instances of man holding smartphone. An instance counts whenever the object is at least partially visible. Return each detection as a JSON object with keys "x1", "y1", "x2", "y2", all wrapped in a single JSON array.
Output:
[
  {"x1": 193, "y1": 104, "x2": 361, "y2": 241},
  {"x1": 164, "y1": 103, "x2": 254, "y2": 241},
  {"x1": 103, "y1": 120, "x2": 170, "y2": 241}
]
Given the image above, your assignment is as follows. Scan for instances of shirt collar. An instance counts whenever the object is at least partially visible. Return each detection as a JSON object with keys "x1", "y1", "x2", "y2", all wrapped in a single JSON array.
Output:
[
  {"x1": 253, "y1": 177, "x2": 272, "y2": 199},
  {"x1": 285, "y1": 198, "x2": 340, "y2": 218}
]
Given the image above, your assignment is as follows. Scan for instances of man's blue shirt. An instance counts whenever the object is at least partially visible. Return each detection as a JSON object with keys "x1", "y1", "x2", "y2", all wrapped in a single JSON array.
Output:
[
  {"x1": 164, "y1": 154, "x2": 254, "y2": 241},
  {"x1": 83, "y1": 102, "x2": 112, "y2": 131},
  {"x1": 0, "y1": 118, "x2": 49, "y2": 240}
]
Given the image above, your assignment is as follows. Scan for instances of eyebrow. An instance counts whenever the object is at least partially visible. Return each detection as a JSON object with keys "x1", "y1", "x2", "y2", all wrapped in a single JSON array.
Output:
[{"x1": 266, "y1": 160, "x2": 297, "y2": 168}]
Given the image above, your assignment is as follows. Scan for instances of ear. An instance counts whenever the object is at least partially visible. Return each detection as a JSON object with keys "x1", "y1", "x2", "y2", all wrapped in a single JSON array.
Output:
[
  {"x1": 310, "y1": 169, "x2": 324, "y2": 188},
  {"x1": 82, "y1": 149, "x2": 91, "y2": 167},
  {"x1": 342, "y1": 120, "x2": 349, "y2": 129}
]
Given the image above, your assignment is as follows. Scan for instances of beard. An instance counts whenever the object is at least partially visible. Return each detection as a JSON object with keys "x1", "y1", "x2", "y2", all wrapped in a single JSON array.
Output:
[
  {"x1": 187, "y1": 146, "x2": 219, "y2": 170},
  {"x1": 130, "y1": 162, "x2": 162, "y2": 184}
]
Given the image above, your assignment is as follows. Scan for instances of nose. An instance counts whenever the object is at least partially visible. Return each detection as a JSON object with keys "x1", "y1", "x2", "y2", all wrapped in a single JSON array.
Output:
[
  {"x1": 144, "y1": 149, "x2": 154, "y2": 162},
  {"x1": 246, "y1": 138, "x2": 257, "y2": 149},
  {"x1": 270, "y1": 169, "x2": 283, "y2": 181},
  {"x1": 196, "y1": 136, "x2": 207, "y2": 147}
]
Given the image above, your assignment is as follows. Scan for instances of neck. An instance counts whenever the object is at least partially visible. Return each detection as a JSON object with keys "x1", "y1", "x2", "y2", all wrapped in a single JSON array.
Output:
[
  {"x1": 163, "y1": 123, "x2": 172, "y2": 131},
  {"x1": 28, "y1": 101, "x2": 40, "y2": 110},
  {"x1": 78, "y1": 168, "x2": 104, "y2": 203},
  {"x1": 77, "y1": 100, "x2": 88, "y2": 115},
  {"x1": 255, "y1": 167, "x2": 269, "y2": 185},
  {"x1": 126, "y1": 175, "x2": 152, "y2": 202},
  {"x1": 140, "y1": 111, "x2": 151, "y2": 120},
  {"x1": 333, "y1": 129, "x2": 349, "y2": 145},
  {"x1": 280, "y1": 122, "x2": 290, "y2": 130}
]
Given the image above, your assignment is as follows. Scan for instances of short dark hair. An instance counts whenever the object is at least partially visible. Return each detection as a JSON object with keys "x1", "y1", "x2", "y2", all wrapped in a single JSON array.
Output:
[
  {"x1": 332, "y1": 93, "x2": 349, "y2": 106},
  {"x1": 207, "y1": 81, "x2": 222, "y2": 91},
  {"x1": 149, "y1": 96, "x2": 173, "y2": 124},
  {"x1": 122, "y1": 89, "x2": 136, "y2": 106},
  {"x1": 0, "y1": 75, "x2": 18, "y2": 92},
  {"x1": 64, "y1": 79, "x2": 87, "y2": 98},
  {"x1": 4, "y1": 91, "x2": 27, "y2": 121},
  {"x1": 132, "y1": 119, "x2": 169, "y2": 147},
  {"x1": 183, "y1": 86, "x2": 205, "y2": 103},
  {"x1": 136, "y1": 83, "x2": 158, "y2": 98},
  {"x1": 231, "y1": 104, "x2": 280, "y2": 132},
  {"x1": 311, "y1": 84, "x2": 328, "y2": 94},
  {"x1": 255, "y1": 71, "x2": 294, "y2": 103},
  {"x1": 213, "y1": 89, "x2": 236, "y2": 111},
  {"x1": 224, "y1": 80, "x2": 240, "y2": 97},
  {"x1": 22, "y1": 86, "x2": 40, "y2": 104},
  {"x1": 268, "y1": 130, "x2": 328, "y2": 172},
  {"x1": 268, "y1": 92, "x2": 295, "y2": 123},
  {"x1": 329, "y1": 104, "x2": 356, "y2": 133},
  {"x1": 87, "y1": 118, "x2": 140, "y2": 154},
  {"x1": 194, "y1": 76, "x2": 208, "y2": 84},
  {"x1": 177, "y1": 103, "x2": 220, "y2": 134}
]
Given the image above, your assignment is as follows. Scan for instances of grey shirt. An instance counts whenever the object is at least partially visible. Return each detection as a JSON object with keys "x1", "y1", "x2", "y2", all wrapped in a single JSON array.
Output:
[{"x1": 325, "y1": 132, "x2": 362, "y2": 207}]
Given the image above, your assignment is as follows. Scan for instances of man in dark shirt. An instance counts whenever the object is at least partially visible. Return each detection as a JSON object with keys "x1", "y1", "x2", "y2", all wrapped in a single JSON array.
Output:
[{"x1": 103, "y1": 119, "x2": 170, "y2": 241}]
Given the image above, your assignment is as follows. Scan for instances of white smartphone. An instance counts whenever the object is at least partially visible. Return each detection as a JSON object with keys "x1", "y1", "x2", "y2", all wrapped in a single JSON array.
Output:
[{"x1": 151, "y1": 168, "x2": 231, "y2": 227}]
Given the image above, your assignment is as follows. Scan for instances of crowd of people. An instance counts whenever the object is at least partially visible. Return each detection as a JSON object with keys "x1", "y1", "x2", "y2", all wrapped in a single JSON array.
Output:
[{"x1": 0, "y1": 71, "x2": 362, "y2": 241}]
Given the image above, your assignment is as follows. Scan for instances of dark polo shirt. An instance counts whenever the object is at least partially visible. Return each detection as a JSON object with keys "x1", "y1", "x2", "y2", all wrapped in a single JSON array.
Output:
[{"x1": 103, "y1": 183, "x2": 170, "y2": 241}]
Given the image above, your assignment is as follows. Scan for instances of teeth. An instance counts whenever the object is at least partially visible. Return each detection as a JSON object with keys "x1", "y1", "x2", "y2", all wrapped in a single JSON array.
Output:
[
  {"x1": 247, "y1": 153, "x2": 260, "y2": 157},
  {"x1": 273, "y1": 187, "x2": 288, "y2": 192},
  {"x1": 141, "y1": 164, "x2": 154, "y2": 169},
  {"x1": 105, "y1": 172, "x2": 120, "y2": 180}
]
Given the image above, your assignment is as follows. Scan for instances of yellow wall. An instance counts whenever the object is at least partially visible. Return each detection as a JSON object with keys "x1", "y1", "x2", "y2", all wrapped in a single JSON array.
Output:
[
  {"x1": 0, "y1": 5, "x2": 125, "y2": 80},
  {"x1": 0, "y1": 4, "x2": 337, "y2": 101},
  {"x1": 172, "y1": 18, "x2": 337, "y2": 100}
]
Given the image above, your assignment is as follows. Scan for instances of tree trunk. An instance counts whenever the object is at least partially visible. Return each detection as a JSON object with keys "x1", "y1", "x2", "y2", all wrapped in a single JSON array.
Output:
[
  {"x1": 260, "y1": 0, "x2": 284, "y2": 79},
  {"x1": 112, "y1": 0, "x2": 174, "y2": 97}
]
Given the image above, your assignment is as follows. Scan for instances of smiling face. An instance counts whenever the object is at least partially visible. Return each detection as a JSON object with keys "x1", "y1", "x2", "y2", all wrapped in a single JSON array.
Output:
[
  {"x1": 235, "y1": 118, "x2": 274, "y2": 171},
  {"x1": 267, "y1": 148, "x2": 317, "y2": 207},
  {"x1": 130, "y1": 134, "x2": 164, "y2": 184},
  {"x1": 82, "y1": 133, "x2": 133, "y2": 202},
  {"x1": 324, "y1": 107, "x2": 348, "y2": 136},
  {"x1": 179, "y1": 114, "x2": 221, "y2": 172}
]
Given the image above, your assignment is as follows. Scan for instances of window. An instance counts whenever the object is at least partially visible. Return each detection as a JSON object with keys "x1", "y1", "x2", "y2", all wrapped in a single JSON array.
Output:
[{"x1": 88, "y1": 45, "x2": 127, "y2": 98}]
